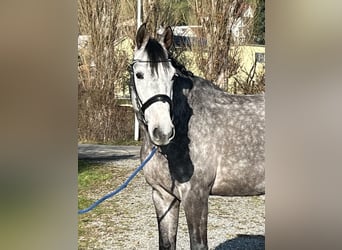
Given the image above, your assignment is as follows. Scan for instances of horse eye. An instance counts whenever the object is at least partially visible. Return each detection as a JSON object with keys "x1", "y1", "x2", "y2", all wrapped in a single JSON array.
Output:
[{"x1": 136, "y1": 72, "x2": 144, "y2": 79}]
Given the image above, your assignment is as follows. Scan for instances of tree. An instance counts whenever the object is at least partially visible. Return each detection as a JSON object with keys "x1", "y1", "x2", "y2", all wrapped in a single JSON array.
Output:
[
  {"x1": 78, "y1": 0, "x2": 133, "y2": 142},
  {"x1": 142, "y1": 0, "x2": 192, "y2": 37},
  {"x1": 252, "y1": 0, "x2": 265, "y2": 44},
  {"x1": 190, "y1": 0, "x2": 254, "y2": 90}
]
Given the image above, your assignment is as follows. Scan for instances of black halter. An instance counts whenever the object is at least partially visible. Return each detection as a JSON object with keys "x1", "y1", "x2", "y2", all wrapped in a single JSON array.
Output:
[{"x1": 129, "y1": 59, "x2": 177, "y2": 125}]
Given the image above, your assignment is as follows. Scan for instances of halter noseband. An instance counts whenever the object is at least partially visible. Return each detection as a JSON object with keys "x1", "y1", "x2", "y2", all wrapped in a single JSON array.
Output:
[{"x1": 129, "y1": 59, "x2": 176, "y2": 125}]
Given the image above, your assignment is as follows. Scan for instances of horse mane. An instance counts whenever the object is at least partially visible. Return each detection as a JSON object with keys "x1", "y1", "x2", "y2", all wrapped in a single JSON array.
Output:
[
  {"x1": 144, "y1": 37, "x2": 194, "y2": 79},
  {"x1": 168, "y1": 54, "x2": 194, "y2": 78}
]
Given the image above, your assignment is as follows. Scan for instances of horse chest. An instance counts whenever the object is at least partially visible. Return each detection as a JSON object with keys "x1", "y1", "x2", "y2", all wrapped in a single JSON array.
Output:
[{"x1": 142, "y1": 144, "x2": 217, "y2": 197}]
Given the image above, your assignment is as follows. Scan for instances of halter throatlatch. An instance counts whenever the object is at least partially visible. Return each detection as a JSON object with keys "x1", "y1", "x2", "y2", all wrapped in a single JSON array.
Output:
[{"x1": 129, "y1": 60, "x2": 176, "y2": 125}]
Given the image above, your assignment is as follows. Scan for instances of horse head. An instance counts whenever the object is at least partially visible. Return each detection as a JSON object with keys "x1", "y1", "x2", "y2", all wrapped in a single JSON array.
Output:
[{"x1": 130, "y1": 23, "x2": 176, "y2": 146}]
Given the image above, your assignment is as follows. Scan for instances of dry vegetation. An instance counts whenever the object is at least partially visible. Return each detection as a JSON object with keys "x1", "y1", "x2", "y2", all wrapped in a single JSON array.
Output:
[
  {"x1": 78, "y1": 0, "x2": 265, "y2": 143},
  {"x1": 78, "y1": 0, "x2": 135, "y2": 142}
]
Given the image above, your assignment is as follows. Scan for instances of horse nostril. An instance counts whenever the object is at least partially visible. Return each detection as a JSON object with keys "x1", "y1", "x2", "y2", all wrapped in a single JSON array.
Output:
[{"x1": 152, "y1": 128, "x2": 161, "y2": 141}]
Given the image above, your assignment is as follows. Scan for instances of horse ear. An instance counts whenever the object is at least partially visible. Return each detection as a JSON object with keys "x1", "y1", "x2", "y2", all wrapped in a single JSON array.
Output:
[
  {"x1": 136, "y1": 23, "x2": 149, "y2": 49},
  {"x1": 162, "y1": 26, "x2": 173, "y2": 51}
]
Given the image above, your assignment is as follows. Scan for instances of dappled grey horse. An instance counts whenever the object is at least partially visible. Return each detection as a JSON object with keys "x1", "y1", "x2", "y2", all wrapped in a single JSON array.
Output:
[{"x1": 129, "y1": 23, "x2": 265, "y2": 250}]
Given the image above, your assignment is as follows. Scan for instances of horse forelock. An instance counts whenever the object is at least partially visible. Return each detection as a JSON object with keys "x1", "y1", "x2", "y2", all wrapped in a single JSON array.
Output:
[{"x1": 144, "y1": 38, "x2": 169, "y2": 75}]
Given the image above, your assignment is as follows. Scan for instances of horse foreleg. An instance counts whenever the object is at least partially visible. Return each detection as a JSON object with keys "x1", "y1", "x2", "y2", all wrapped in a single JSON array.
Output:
[
  {"x1": 182, "y1": 191, "x2": 209, "y2": 250},
  {"x1": 152, "y1": 188, "x2": 180, "y2": 250}
]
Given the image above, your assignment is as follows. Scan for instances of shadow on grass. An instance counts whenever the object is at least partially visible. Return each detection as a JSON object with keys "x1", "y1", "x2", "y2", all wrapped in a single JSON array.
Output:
[
  {"x1": 78, "y1": 160, "x2": 99, "y2": 173},
  {"x1": 78, "y1": 154, "x2": 138, "y2": 173},
  {"x1": 214, "y1": 234, "x2": 265, "y2": 250}
]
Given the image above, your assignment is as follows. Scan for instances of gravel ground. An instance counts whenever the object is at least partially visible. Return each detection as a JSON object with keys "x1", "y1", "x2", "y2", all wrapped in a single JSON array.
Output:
[{"x1": 78, "y1": 155, "x2": 265, "y2": 250}]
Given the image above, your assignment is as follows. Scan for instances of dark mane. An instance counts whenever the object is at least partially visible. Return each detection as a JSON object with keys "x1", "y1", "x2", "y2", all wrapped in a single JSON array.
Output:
[
  {"x1": 144, "y1": 38, "x2": 194, "y2": 78},
  {"x1": 169, "y1": 56, "x2": 194, "y2": 78},
  {"x1": 145, "y1": 38, "x2": 169, "y2": 75}
]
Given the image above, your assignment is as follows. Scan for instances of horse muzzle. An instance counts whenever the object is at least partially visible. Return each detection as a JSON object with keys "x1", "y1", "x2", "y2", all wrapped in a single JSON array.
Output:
[{"x1": 150, "y1": 125, "x2": 175, "y2": 146}]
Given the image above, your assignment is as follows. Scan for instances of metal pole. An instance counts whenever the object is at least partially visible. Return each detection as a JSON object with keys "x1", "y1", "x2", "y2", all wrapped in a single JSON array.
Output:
[
  {"x1": 134, "y1": 115, "x2": 139, "y2": 141},
  {"x1": 137, "y1": 0, "x2": 141, "y2": 27},
  {"x1": 134, "y1": 0, "x2": 142, "y2": 141}
]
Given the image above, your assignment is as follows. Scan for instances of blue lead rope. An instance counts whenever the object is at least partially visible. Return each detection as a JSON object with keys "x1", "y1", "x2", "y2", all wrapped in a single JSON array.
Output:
[{"x1": 78, "y1": 146, "x2": 157, "y2": 214}]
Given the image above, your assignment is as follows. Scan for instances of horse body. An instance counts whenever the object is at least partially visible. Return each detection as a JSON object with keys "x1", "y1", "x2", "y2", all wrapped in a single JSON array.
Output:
[
  {"x1": 189, "y1": 79, "x2": 264, "y2": 197},
  {"x1": 131, "y1": 24, "x2": 264, "y2": 250}
]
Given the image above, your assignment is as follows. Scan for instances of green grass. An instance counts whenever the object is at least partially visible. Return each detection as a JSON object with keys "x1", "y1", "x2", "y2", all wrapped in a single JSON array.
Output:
[
  {"x1": 78, "y1": 167, "x2": 111, "y2": 187},
  {"x1": 78, "y1": 160, "x2": 113, "y2": 211},
  {"x1": 78, "y1": 158, "x2": 139, "y2": 248},
  {"x1": 78, "y1": 159, "x2": 134, "y2": 212}
]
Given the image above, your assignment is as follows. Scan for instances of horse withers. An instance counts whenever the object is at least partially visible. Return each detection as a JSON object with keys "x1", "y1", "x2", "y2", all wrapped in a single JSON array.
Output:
[{"x1": 130, "y1": 23, "x2": 265, "y2": 250}]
